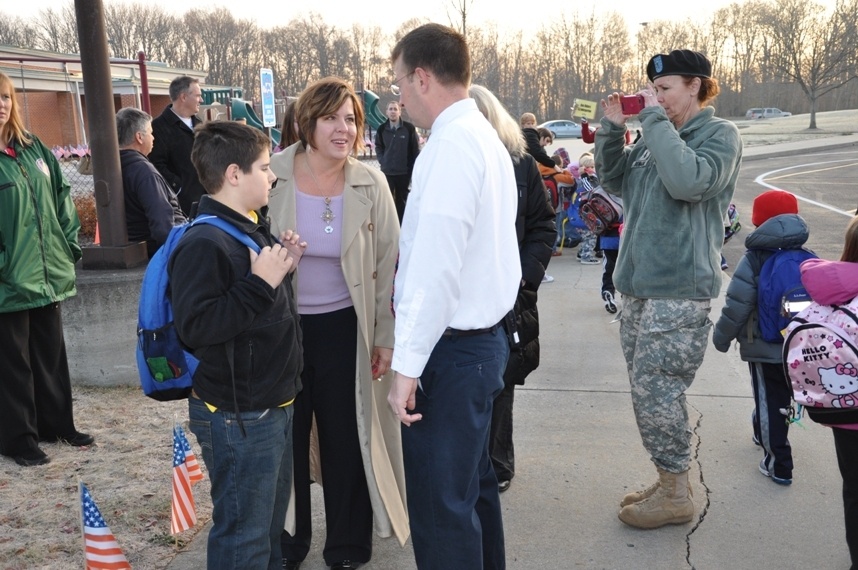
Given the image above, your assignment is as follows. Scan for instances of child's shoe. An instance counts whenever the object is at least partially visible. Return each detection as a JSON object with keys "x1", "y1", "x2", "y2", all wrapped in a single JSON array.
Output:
[
  {"x1": 580, "y1": 257, "x2": 600, "y2": 265},
  {"x1": 759, "y1": 459, "x2": 792, "y2": 486},
  {"x1": 602, "y1": 291, "x2": 618, "y2": 314},
  {"x1": 542, "y1": 274, "x2": 555, "y2": 284}
]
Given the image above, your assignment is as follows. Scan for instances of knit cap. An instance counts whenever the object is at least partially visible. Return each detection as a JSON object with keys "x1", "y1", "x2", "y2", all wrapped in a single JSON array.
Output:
[{"x1": 751, "y1": 190, "x2": 798, "y2": 226}]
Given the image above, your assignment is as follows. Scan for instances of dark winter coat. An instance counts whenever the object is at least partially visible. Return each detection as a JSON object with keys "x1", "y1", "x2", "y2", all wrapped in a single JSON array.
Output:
[
  {"x1": 168, "y1": 196, "x2": 302, "y2": 412},
  {"x1": 522, "y1": 127, "x2": 557, "y2": 169},
  {"x1": 120, "y1": 149, "x2": 186, "y2": 257},
  {"x1": 149, "y1": 104, "x2": 204, "y2": 217},
  {"x1": 712, "y1": 213, "x2": 810, "y2": 363},
  {"x1": 504, "y1": 153, "x2": 557, "y2": 386},
  {"x1": 374, "y1": 119, "x2": 420, "y2": 176}
]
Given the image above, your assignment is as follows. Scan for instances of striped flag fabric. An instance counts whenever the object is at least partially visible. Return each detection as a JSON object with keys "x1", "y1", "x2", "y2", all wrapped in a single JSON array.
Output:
[
  {"x1": 171, "y1": 426, "x2": 197, "y2": 535},
  {"x1": 80, "y1": 483, "x2": 131, "y2": 570},
  {"x1": 176, "y1": 425, "x2": 203, "y2": 484}
]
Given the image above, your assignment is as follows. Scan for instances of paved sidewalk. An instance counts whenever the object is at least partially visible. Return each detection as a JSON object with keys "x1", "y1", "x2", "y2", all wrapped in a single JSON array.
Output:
[{"x1": 167, "y1": 138, "x2": 856, "y2": 570}]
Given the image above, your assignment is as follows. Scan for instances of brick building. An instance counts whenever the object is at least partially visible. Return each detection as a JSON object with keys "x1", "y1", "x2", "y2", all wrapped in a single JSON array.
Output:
[{"x1": 0, "y1": 44, "x2": 207, "y2": 148}]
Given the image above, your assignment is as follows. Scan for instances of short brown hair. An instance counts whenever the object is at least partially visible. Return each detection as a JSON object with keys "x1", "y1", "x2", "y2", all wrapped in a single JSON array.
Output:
[
  {"x1": 295, "y1": 77, "x2": 365, "y2": 155},
  {"x1": 0, "y1": 72, "x2": 32, "y2": 147},
  {"x1": 191, "y1": 121, "x2": 271, "y2": 194},
  {"x1": 391, "y1": 23, "x2": 471, "y2": 88}
]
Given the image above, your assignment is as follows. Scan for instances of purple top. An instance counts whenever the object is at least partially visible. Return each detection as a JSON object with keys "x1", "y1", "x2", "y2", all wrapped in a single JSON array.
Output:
[{"x1": 294, "y1": 188, "x2": 352, "y2": 315}]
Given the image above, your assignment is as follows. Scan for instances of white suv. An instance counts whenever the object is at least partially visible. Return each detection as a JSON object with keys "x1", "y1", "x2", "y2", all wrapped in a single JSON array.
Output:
[{"x1": 746, "y1": 107, "x2": 792, "y2": 119}]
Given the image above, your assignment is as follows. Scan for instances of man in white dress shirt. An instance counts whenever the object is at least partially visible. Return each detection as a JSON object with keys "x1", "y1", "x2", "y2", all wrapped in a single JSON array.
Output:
[{"x1": 386, "y1": 23, "x2": 520, "y2": 570}]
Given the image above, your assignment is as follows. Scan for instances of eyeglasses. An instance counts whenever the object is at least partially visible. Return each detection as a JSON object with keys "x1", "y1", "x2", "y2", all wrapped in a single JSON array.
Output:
[{"x1": 390, "y1": 71, "x2": 415, "y2": 96}]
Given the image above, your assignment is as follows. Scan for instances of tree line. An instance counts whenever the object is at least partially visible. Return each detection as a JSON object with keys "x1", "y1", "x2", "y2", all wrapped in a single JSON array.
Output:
[{"x1": 2, "y1": 0, "x2": 857, "y2": 127}]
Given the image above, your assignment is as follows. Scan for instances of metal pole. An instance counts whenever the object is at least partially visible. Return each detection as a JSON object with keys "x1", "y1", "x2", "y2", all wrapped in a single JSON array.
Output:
[
  {"x1": 138, "y1": 51, "x2": 150, "y2": 114},
  {"x1": 75, "y1": 0, "x2": 146, "y2": 268}
]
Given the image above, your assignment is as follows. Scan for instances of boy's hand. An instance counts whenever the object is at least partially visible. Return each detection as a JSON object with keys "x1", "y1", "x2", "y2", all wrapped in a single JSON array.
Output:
[
  {"x1": 249, "y1": 244, "x2": 294, "y2": 288},
  {"x1": 278, "y1": 229, "x2": 307, "y2": 273}
]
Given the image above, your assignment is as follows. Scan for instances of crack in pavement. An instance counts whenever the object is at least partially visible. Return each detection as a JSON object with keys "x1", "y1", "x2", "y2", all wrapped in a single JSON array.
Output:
[{"x1": 685, "y1": 402, "x2": 711, "y2": 570}]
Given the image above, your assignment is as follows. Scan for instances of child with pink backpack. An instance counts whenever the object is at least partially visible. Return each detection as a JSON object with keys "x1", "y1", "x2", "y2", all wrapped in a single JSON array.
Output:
[{"x1": 784, "y1": 216, "x2": 858, "y2": 568}]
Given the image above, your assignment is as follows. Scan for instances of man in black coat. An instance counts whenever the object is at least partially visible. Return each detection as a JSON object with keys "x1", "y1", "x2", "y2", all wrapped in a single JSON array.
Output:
[
  {"x1": 150, "y1": 75, "x2": 204, "y2": 217},
  {"x1": 116, "y1": 107, "x2": 186, "y2": 258},
  {"x1": 374, "y1": 101, "x2": 420, "y2": 222}
]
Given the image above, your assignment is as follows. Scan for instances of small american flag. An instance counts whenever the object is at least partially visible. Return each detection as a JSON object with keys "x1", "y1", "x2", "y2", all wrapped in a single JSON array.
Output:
[
  {"x1": 80, "y1": 483, "x2": 131, "y2": 570},
  {"x1": 170, "y1": 426, "x2": 197, "y2": 535},
  {"x1": 176, "y1": 425, "x2": 203, "y2": 484}
]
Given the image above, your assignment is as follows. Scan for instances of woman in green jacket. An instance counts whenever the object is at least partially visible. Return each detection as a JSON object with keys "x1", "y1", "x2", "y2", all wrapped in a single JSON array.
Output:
[
  {"x1": 595, "y1": 50, "x2": 742, "y2": 530},
  {"x1": 0, "y1": 72, "x2": 93, "y2": 467}
]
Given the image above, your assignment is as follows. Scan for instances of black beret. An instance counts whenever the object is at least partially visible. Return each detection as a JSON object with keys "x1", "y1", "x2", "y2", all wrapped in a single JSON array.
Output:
[{"x1": 646, "y1": 49, "x2": 712, "y2": 81}]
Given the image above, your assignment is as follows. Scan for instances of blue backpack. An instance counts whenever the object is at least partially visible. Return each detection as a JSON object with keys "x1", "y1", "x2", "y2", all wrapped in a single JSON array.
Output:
[
  {"x1": 136, "y1": 215, "x2": 259, "y2": 401},
  {"x1": 756, "y1": 248, "x2": 817, "y2": 343}
]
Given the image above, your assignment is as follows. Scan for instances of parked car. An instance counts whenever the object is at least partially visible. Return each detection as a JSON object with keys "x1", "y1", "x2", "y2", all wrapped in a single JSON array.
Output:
[
  {"x1": 746, "y1": 107, "x2": 792, "y2": 119},
  {"x1": 538, "y1": 119, "x2": 583, "y2": 139}
]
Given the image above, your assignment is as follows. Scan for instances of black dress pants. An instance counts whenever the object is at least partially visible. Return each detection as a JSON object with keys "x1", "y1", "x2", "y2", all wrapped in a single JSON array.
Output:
[
  {"x1": 0, "y1": 304, "x2": 78, "y2": 457},
  {"x1": 384, "y1": 173, "x2": 410, "y2": 223},
  {"x1": 833, "y1": 427, "x2": 858, "y2": 569},
  {"x1": 281, "y1": 307, "x2": 373, "y2": 565}
]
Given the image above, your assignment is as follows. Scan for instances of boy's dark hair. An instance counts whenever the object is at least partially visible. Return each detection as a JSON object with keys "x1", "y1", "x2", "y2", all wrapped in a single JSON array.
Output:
[
  {"x1": 191, "y1": 121, "x2": 270, "y2": 194},
  {"x1": 537, "y1": 127, "x2": 553, "y2": 141},
  {"x1": 391, "y1": 23, "x2": 470, "y2": 87}
]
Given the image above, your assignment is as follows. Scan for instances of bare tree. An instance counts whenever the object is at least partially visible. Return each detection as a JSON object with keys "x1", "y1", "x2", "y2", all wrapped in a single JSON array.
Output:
[
  {"x1": 761, "y1": 0, "x2": 858, "y2": 128},
  {"x1": 446, "y1": 0, "x2": 475, "y2": 37},
  {"x1": 35, "y1": 3, "x2": 79, "y2": 53},
  {"x1": 0, "y1": 16, "x2": 37, "y2": 48}
]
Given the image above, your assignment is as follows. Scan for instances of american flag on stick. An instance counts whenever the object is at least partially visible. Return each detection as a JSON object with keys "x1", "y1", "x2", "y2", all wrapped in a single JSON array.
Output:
[
  {"x1": 80, "y1": 482, "x2": 131, "y2": 570},
  {"x1": 176, "y1": 425, "x2": 203, "y2": 484},
  {"x1": 170, "y1": 426, "x2": 198, "y2": 534}
]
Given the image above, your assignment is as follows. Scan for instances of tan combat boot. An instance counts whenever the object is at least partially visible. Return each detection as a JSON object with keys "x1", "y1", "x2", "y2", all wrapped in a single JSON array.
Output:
[
  {"x1": 620, "y1": 479, "x2": 660, "y2": 507},
  {"x1": 618, "y1": 468, "x2": 694, "y2": 529},
  {"x1": 620, "y1": 470, "x2": 693, "y2": 507}
]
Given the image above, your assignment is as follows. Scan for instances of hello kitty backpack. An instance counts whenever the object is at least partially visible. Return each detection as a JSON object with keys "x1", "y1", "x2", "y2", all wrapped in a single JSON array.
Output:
[{"x1": 782, "y1": 296, "x2": 858, "y2": 425}]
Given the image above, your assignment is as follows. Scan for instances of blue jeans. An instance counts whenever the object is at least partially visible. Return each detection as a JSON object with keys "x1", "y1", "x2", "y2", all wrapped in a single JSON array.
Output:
[
  {"x1": 188, "y1": 397, "x2": 294, "y2": 570},
  {"x1": 402, "y1": 328, "x2": 508, "y2": 570}
]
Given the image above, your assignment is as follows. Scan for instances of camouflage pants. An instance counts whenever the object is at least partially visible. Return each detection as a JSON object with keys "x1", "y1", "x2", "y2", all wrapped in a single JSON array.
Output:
[
  {"x1": 576, "y1": 228, "x2": 597, "y2": 260},
  {"x1": 620, "y1": 296, "x2": 712, "y2": 473}
]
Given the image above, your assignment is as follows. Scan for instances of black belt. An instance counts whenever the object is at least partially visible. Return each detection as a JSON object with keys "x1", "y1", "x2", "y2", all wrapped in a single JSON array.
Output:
[{"x1": 442, "y1": 323, "x2": 501, "y2": 337}]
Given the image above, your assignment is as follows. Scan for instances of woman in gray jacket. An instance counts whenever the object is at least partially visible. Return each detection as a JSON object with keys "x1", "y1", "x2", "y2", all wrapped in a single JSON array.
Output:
[{"x1": 595, "y1": 50, "x2": 743, "y2": 529}]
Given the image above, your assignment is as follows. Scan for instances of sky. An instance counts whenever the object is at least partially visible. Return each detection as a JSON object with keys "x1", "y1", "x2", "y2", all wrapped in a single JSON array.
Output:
[{"x1": 6, "y1": 0, "x2": 825, "y2": 37}]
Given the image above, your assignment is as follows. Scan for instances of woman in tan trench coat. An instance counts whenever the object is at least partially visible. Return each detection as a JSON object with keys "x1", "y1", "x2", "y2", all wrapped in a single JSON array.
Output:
[{"x1": 268, "y1": 77, "x2": 407, "y2": 570}]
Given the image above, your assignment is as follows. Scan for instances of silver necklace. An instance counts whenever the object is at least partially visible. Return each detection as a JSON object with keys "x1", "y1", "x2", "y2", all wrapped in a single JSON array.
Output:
[{"x1": 304, "y1": 154, "x2": 341, "y2": 234}]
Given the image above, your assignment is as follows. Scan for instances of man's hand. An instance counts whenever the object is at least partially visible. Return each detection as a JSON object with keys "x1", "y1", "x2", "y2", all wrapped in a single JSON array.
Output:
[
  {"x1": 278, "y1": 229, "x2": 307, "y2": 273},
  {"x1": 249, "y1": 244, "x2": 294, "y2": 288},
  {"x1": 387, "y1": 372, "x2": 422, "y2": 426}
]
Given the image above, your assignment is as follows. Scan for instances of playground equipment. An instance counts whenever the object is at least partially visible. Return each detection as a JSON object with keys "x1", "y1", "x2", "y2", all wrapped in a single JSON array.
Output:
[
  {"x1": 230, "y1": 97, "x2": 282, "y2": 148},
  {"x1": 362, "y1": 89, "x2": 387, "y2": 130}
]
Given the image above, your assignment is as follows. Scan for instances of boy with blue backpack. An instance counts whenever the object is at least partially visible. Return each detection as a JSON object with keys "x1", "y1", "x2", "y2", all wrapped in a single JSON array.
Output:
[
  {"x1": 167, "y1": 121, "x2": 304, "y2": 568},
  {"x1": 713, "y1": 190, "x2": 815, "y2": 486}
]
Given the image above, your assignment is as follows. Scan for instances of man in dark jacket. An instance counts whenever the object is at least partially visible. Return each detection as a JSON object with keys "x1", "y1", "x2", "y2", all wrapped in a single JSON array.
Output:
[
  {"x1": 374, "y1": 100, "x2": 420, "y2": 222},
  {"x1": 520, "y1": 112, "x2": 561, "y2": 172},
  {"x1": 116, "y1": 108, "x2": 186, "y2": 258},
  {"x1": 150, "y1": 75, "x2": 205, "y2": 217}
]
